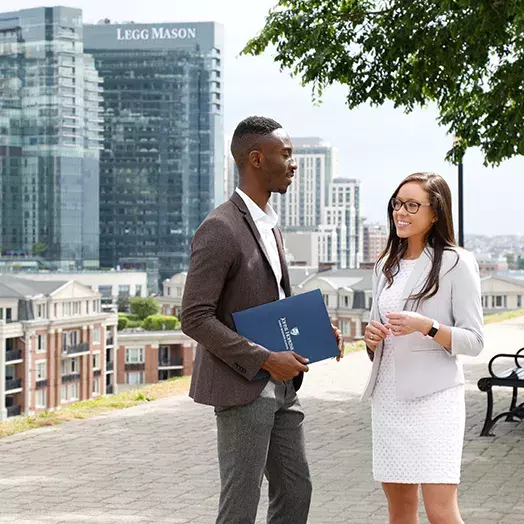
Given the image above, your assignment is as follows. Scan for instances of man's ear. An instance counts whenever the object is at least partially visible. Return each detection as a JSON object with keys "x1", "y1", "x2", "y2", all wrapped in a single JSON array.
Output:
[{"x1": 248, "y1": 150, "x2": 262, "y2": 169}]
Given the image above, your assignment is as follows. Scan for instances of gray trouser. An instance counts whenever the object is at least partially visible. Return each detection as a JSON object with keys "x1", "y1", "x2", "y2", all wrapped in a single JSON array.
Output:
[{"x1": 215, "y1": 378, "x2": 312, "y2": 524}]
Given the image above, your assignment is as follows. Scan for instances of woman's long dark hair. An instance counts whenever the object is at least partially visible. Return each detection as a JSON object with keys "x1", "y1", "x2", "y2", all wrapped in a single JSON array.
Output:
[{"x1": 377, "y1": 172, "x2": 458, "y2": 306}]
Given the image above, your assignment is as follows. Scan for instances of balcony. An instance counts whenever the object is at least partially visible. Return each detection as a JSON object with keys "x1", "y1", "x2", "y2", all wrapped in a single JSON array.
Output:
[
  {"x1": 63, "y1": 342, "x2": 89, "y2": 356},
  {"x1": 36, "y1": 379, "x2": 48, "y2": 389},
  {"x1": 62, "y1": 373, "x2": 80, "y2": 384},
  {"x1": 125, "y1": 363, "x2": 145, "y2": 372},
  {"x1": 106, "y1": 361, "x2": 114, "y2": 372},
  {"x1": 7, "y1": 405, "x2": 21, "y2": 418},
  {"x1": 158, "y1": 356, "x2": 183, "y2": 369},
  {"x1": 5, "y1": 349, "x2": 22, "y2": 363},
  {"x1": 5, "y1": 378, "x2": 22, "y2": 392}
]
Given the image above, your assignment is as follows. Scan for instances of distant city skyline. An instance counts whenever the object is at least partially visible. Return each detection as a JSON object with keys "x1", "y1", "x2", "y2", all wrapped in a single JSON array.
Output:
[{"x1": 14, "y1": 0, "x2": 524, "y2": 236}]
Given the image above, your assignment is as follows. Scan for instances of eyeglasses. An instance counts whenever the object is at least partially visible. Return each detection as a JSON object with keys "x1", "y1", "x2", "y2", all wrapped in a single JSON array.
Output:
[{"x1": 391, "y1": 197, "x2": 432, "y2": 215}]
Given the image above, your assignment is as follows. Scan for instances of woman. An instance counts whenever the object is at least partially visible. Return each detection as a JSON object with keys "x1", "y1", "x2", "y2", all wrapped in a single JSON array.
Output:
[{"x1": 361, "y1": 173, "x2": 483, "y2": 524}]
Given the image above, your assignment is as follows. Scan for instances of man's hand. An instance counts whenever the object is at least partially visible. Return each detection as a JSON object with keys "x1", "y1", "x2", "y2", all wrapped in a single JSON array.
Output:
[
  {"x1": 332, "y1": 324, "x2": 344, "y2": 362},
  {"x1": 261, "y1": 351, "x2": 309, "y2": 381}
]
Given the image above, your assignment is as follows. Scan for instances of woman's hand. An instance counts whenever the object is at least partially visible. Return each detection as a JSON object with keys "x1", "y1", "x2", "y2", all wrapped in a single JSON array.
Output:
[
  {"x1": 385, "y1": 311, "x2": 432, "y2": 336},
  {"x1": 364, "y1": 320, "x2": 390, "y2": 351}
]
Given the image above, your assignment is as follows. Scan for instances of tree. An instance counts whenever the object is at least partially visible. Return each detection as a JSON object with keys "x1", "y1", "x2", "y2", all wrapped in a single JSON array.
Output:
[
  {"x1": 117, "y1": 295, "x2": 130, "y2": 313},
  {"x1": 32, "y1": 242, "x2": 47, "y2": 256},
  {"x1": 129, "y1": 297, "x2": 160, "y2": 320},
  {"x1": 243, "y1": 0, "x2": 524, "y2": 165}
]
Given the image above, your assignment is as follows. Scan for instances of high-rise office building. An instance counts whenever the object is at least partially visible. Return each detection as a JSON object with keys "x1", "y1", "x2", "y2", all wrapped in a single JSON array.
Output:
[
  {"x1": 320, "y1": 178, "x2": 362, "y2": 269},
  {"x1": 0, "y1": 7, "x2": 103, "y2": 269},
  {"x1": 84, "y1": 21, "x2": 224, "y2": 281},
  {"x1": 272, "y1": 137, "x2": 337, "y2": 230},
  {"x1": 362, "y1": 221, "x2": 389, "y2": 264}
]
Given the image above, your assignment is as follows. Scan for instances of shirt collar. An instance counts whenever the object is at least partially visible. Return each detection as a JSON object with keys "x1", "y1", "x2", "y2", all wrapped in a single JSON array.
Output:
[{"x1": 235, "y1": 188, "x2": 279, "y2": 229}]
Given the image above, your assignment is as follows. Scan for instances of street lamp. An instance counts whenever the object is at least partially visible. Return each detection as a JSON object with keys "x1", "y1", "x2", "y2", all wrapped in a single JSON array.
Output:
[{"x1": 454, "y1": 136, "x2": 464, "y2": 248}]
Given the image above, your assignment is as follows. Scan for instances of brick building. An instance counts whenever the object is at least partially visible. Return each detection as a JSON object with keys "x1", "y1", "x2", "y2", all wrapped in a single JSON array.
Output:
[
  {"x1": 117, "y1": 331, "x2": 195, "y2": 388},
  {"x1": 0, "y1": 275, "x2": 117, "y2": 421}
]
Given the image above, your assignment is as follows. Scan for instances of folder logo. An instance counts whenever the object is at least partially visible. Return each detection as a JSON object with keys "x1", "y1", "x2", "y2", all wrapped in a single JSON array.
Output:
[{"x1": 290, "y1": 327, "x2": 300, "y2": 336}]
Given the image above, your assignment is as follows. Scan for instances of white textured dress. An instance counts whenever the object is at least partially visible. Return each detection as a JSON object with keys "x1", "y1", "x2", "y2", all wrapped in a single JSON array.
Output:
[{"x1": 371, "y1": 259, "x2": 465, "y2": 484}]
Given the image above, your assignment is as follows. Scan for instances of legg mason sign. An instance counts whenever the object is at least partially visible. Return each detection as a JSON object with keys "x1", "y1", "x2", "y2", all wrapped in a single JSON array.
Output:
[{"x1": 116, "y1": 27, "x2": 197, "y2": 41}]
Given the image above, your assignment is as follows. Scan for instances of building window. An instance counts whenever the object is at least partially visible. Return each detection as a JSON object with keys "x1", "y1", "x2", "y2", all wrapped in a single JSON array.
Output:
[
  {"x1": 167, "y1": 287, "x2": 171, "y2": 296},
  {"x1": 340, "y1": 320, "x2": 350, "y2": 336},
  {"x1": 36, "y1": 361, "x2": 47, "y2": 381},
  {"x1": 54, "y1": 303, "x2": 58, "y2": 317},
  {"x1": 61, "y1": 359, "x2": 67, "y2": 376},
  {"x1": 37, "y1": 304, "x2": 46, "y2": 318},
  {"x1": 37, "y1": 334, "x2": 46, "y2": 353},
  {"x1": 126, "y1": 372, "x2": 144, "y2": 385},
  {"x1": 69, "y1": 383, "x2": 79, "y2": 400},
  {"x1": 92, "y1": 378, "x2": 100, "y2": 396},
  {"x1": 93, "y1": 353, "x2": 100, "y2": 370},
  {"x1": 504, "y1": 295, "x2": 507, "y2": 308},
  {"x1": 61, "y1": 385, "x2": 67, "y2": 402},
  {"x1": 93, "y1": 327, "x2": 100, "y2": 344},
  {"x1": 6, "y1": 308, "x2": 12, "y2": 321},
  {"x1": 70, "y1": 357, "x2": 79, "y2": 374},
  {"x1": 36, "y1": 389, "x2": 47, "y2": 409},
  {"x1": 135, "y1": 285, "x2": 142, "y2": 296},
  {"x1": 495, "y1": 296, "x2": 503, "y2": 308},
  {"x1": 518, "y1": 296, "x2": 522, "y2": 308},
  {"x1": 125, "y1": 348, "x2": 144, "y2": 364},
  {"x1": 86, "y1": 300, "x2": 90, "y2": 314},
  {"x1": 73, "y1": 302, "x2": 81, "y2": 315}
]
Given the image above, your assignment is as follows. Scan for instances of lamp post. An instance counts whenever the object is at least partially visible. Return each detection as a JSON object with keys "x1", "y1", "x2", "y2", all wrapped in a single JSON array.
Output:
[
  {"x1": 458, "y1": 160, "x2": 464, "y2": 248},
  {"x1": 454, "y1": 136, "x2": 464, "y2": 247}
]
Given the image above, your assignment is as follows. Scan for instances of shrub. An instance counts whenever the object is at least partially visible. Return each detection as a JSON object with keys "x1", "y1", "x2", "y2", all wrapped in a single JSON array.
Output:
[
  {"x1": 142, "y1": 314, "x2": 180, "y2": 331},
  {"x1": 117, "y1": 315, "x2": 128, "y2": 331}
]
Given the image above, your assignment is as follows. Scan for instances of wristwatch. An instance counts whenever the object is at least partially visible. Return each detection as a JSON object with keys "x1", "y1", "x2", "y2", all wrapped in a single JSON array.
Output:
[{"x1": 426, "y1": 319, "x2": 440, "y2": 338}]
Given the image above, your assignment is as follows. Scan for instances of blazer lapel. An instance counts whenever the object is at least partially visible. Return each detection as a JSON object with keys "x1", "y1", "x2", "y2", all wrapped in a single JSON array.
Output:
[
  {"x1": 274, "y1": 228, "x2": 291, "y2": 297},
  {"x1": 230, "y1": 192, "x2": 273, "y2": 268},
  {"x1": 401, "y1": 247, "x2": 433, "y2": 310},
  {"x1": 372, "y1": 247, "x2": 433, "y2": 317}
]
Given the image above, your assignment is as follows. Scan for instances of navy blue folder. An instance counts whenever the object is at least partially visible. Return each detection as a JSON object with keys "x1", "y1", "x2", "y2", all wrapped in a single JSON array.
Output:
[{"x1": 232, "y1": 289, "x2": 339, "y2": 371}]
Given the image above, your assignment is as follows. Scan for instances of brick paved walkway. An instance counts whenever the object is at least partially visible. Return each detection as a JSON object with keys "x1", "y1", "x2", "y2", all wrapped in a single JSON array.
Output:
[{"x1": 1, "y1": 320, "x2": 524, "y2": 523}]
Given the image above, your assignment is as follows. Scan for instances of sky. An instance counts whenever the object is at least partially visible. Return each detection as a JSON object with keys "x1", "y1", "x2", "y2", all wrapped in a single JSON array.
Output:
[{"x1": 12, "y1": 0, "x2": 524, "y2": 236}]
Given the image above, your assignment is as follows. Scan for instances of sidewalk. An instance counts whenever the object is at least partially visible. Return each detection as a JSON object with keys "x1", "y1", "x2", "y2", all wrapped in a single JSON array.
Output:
[{"x1": 0, "y1": 320, "x2": 523, "y2": 523}]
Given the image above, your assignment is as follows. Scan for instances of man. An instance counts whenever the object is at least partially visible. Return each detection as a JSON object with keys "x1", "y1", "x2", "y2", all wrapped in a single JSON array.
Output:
[{"x1": 181, "y1": 116, "x2": 343, "y2": 524}]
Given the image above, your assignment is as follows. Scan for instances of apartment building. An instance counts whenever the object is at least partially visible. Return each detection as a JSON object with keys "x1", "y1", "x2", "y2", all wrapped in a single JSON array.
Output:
[
  {"x1": 158, "y1": 273, "x2": 187, "y2": 318},
  {"x1": 0, "y1": 275, "x2": 117, "y2": 421},
  {"x1": 117, "y1": 330, "x2": 195, "y2": 389}
]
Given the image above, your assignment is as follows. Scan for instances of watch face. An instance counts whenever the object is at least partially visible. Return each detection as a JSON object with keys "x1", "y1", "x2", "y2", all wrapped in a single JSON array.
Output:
[{"x1": 428, "y1": 325, "x2": 438, "y2": 337}]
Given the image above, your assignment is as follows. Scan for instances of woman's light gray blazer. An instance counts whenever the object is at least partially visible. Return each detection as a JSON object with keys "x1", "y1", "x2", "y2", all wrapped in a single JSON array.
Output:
[{"x1": 361, "y1": 247, "x2": 484, "y2": 402}]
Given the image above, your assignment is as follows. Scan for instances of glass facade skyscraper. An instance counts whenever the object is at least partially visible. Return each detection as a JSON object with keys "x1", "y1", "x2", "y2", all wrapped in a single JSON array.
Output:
[
  {"x1": 84, "y1": 21, "x2": 224, "y2": 281},
  {"x1": 0, "y1": 7, "x2": 103, "y2": 269}
]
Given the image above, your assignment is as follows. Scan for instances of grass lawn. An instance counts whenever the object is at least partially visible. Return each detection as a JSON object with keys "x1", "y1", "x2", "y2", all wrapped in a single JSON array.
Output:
[
  {"x1": 484, "y1": 309, "x2": 524, "y2": 325},
  {"x1": 0, "y1": 376, "x2": 191, "y2": 439}
]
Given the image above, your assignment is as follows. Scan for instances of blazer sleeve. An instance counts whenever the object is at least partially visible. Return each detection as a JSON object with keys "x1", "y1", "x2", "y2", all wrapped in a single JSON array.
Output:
[
  {"x1": 366, "y1": 261, "x2": 382, "y2": 362},
  {"x1": 449, "y1": 251, "x2": 484, "y2": 357},
  {"x1": 181, "y1": 216, "x2": 271, "y2": 381}
]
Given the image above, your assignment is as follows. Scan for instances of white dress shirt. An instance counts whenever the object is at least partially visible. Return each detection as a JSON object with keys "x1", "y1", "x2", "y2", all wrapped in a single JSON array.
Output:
[{"x1": 235, "y1": 188, "x2": 286, "y2": 300}]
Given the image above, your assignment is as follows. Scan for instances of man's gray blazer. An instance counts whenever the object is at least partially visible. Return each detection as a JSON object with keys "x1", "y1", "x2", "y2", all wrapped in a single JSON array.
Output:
[{"x1": 181, "y1": 192, "x2": 303, "y2": 408}]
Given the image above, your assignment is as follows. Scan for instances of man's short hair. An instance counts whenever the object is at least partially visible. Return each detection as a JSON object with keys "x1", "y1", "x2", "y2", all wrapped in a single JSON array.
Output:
[{"x1": 231, "y1": 116, "x2": 282, "y2": 170}]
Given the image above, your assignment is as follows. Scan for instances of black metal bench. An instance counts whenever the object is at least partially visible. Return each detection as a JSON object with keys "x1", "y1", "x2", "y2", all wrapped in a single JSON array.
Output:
[{"x1": 477, "y1": 348, "x2": 524, "y2": 436}]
